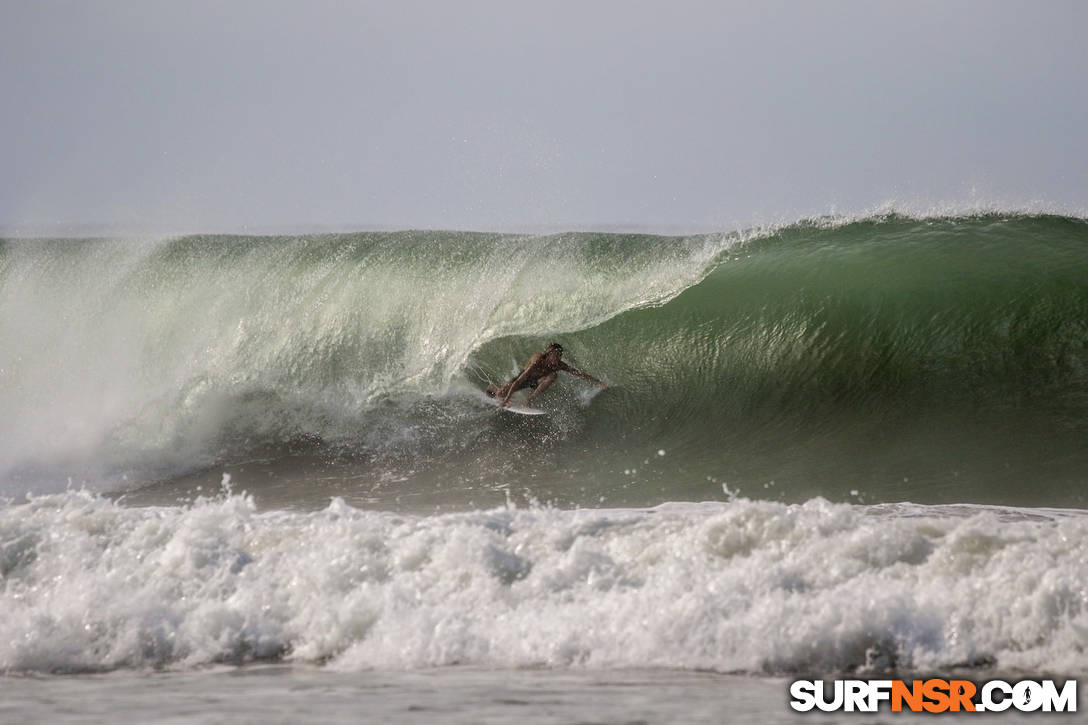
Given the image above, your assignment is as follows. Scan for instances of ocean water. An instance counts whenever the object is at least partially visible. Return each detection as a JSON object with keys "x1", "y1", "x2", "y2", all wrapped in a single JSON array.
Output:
[{"x1": 2, "y1": 213, "x2": 1088, "y2": 722}]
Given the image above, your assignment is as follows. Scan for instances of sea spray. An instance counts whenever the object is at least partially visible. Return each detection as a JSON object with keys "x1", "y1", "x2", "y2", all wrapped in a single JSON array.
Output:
[{"x1": 0, "y1": 231, "x2": 729, "y2": 495}]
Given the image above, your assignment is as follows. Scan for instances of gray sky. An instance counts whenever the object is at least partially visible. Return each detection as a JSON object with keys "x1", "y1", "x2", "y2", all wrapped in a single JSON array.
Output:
[{"x1": 2, "y1": 1, "x2": 1086, "y2": 233}]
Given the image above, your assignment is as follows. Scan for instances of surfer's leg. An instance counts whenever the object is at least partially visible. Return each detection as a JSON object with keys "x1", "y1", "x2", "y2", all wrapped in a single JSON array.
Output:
[
  {"x1": 525, "y1": 373, "x2": 556, "y2": 405},
  {"x1": 488, "y1": 381, "x2": 515, "y2": 398}
]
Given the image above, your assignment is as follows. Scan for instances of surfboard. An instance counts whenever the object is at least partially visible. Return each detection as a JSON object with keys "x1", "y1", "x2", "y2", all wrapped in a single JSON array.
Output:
[
  {"x1": 495, "y1": 400, "x2": 547, "y2": 416},
  {"x1": 478, "y1": 391, "x2": 547, "y2": 415}
]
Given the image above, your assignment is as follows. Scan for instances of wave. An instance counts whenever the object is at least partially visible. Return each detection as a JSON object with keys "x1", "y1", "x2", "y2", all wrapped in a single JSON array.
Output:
[
  {"x1": 2, "y1": 213, "x2": 1087, "y2": 508},
  {"x1": 0, "y1": 228, "x2": 731, "y2": 495},
  {"x1": 3, "y1": 490, "x2": 1087, "y2": 675}
]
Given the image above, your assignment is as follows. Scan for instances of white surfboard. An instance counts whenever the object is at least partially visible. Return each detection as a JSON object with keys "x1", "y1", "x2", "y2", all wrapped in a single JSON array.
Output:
[
  {"x1": 495, "y1": 400, "x2": 547, "y2": 416},
  {"x1": 478, "y1": 391, "x2": 547, "y2": 415}
]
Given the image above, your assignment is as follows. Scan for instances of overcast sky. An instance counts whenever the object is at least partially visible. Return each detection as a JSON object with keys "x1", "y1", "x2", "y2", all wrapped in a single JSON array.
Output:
[{"x1": 2, "y1": 1, "x2": 1086, "y2": 233}]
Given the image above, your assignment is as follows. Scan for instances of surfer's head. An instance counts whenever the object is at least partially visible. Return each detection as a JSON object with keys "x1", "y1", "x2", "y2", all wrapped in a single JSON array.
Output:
[{"x1": 545, "y1": 342, "x2": 563, "y2": 358}]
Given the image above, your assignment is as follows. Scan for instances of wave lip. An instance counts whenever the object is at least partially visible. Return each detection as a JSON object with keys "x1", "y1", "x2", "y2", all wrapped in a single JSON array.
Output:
[{"x1": 3, "y1": 492, "x2": 1087, "y2": 675}]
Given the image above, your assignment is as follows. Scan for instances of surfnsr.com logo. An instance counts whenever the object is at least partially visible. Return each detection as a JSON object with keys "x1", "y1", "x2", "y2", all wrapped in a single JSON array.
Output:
[{"x1": 789, "y1": 679, "x2": 1077, "y2": 713}]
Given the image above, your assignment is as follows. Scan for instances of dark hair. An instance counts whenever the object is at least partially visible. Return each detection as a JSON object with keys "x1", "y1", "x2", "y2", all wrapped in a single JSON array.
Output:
[{"x1": 546, "y1": 342, "x2": 563, "y2": 354}]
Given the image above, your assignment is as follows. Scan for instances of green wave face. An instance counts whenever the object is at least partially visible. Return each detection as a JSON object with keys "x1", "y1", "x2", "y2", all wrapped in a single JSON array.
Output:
[
  {"x1": 3, "y1": 215, "x2": 1087, "y2": 508},
  {"x1": 470, "y1": 215, "x2": 1088, "y2": 507}
]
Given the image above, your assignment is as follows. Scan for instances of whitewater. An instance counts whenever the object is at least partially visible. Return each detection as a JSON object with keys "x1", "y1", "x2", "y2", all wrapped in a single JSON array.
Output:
[{"x1": 3, "y1": 212, "x2": 1088, "y2": 723}]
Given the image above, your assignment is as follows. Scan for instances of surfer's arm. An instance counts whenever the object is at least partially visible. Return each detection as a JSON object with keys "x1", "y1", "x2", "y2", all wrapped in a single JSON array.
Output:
[
  {"x1": 500, "y1": 357, "x2": 541, "y2": 407},
  {"x1": 560, "y1": 362, "x2": 608, "y2": 387}
]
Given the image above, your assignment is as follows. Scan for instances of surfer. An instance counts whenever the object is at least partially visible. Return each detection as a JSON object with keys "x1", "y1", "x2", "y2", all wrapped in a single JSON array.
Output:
[{"x1": 487, "y1": 342, "x2": 608, "y2": 408}]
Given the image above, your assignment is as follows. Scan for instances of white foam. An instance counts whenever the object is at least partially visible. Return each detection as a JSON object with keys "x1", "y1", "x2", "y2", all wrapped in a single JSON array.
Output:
[{"x1": 2, "y1": 492, "x2": 1086, "y2": 675}]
